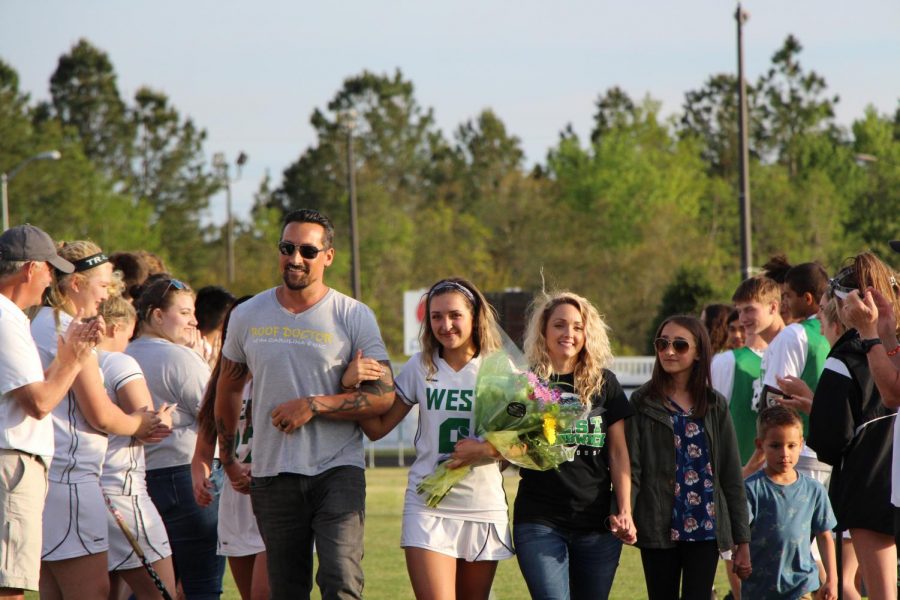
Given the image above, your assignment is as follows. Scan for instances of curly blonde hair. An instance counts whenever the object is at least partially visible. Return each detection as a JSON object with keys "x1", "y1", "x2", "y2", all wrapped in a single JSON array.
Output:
[
  {"x1": 418, "y1": 277, "x2": 501, "y2": 378},
  {"x1": 524, "y1": 291, "x2": 613, "y2": 404}
]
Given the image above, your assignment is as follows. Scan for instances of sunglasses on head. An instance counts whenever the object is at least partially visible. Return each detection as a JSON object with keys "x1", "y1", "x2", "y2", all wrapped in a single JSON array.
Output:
[
  {"x1": 163, "y1": 278, "x2": 188, "y2": 295},
  {"x1": 278, "y1": 241, "x2": 326, "y2": 259},
  {"x1": 654, "y1": 337, "x2": 693, "y2": 354},
  {"x1": 828, "y1": 277, "x2": 856, "y2": 300}
]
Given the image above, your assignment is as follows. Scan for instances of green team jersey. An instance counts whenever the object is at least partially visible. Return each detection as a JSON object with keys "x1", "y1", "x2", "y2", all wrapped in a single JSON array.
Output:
[{"x1": 731, "y1": 347, "x2": 763, "y2": 464}]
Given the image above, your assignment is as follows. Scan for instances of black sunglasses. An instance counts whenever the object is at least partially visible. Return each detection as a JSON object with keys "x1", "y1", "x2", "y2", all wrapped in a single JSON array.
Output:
[
  {"x1": 278, "y1": 241, "x2": 326, "y2": 259},
  {"x1": 654, "y1": 337, "x2": 693, "y2": 354}
]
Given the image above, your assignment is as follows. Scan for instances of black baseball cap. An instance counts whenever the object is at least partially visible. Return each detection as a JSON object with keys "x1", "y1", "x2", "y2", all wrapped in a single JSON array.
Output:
[{"x1": 0, "y1": 224, "x2": 74, "y2": 273}]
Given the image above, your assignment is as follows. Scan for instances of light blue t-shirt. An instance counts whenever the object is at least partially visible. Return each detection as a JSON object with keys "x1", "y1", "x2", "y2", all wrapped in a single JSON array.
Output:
[{"x1": 742, "y1": 470, "x2": 836, "y2": 599}]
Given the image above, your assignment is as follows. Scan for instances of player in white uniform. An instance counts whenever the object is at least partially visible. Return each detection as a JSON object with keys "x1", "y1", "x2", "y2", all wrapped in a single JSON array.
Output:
[
  {"x1": 30, "y1": 241, "x2": 163, "y2": 600},
  {"x1": 354, "y1": 277, "x2": 512, "y2": 600},
  {"x1": 97, "y1": 295, "x2": 176, "y2": 599},
  {"x1": 193, "y1": 297, "x2": 269, "y2": 600}
]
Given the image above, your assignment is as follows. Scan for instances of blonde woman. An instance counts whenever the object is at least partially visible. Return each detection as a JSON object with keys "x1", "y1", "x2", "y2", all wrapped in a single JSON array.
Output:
[
  {"x1": 514, "y1": 292, "x2": 635, "y2": 600},
  {"x1": 356, "y1": 277, "x2": 513, "y2": 600},
  {"x1": 30, "y1": 241, "x2": 162, "y2": 600},
  {"x1": 97, "y1": 295, "x2": 175, "y2": 599}
]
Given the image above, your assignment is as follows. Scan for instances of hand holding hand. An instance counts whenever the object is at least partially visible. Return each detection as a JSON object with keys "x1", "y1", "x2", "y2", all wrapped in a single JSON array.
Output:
[
  {"x1": 608, "y1": 512, "x2": 637, "y2": 544},
  {"x1": 225, "y1": 462, "x2": 251, "y2": 495},
  {"x1": 191, "y1": 460, "x2": 213, "y2": 507},
  {"x1": 340, "y1": 350, "x2": 385, "y2": 389},
  {"x1": 732, "y1": 543, "x2": 752, "y2": 580},
  {"x1": 134, "y1": 408, "x2": 162, "y2": 441}
]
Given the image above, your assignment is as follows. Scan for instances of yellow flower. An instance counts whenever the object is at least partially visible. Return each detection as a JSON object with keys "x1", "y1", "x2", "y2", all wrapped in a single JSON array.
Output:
[{"x1": 542, "y1": 414, "x2": 557, "y2": 444}]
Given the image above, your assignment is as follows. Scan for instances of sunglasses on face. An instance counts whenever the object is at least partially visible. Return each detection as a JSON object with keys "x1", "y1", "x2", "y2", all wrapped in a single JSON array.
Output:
[
  {"x1": 654, "y1": 337, "x2": 693, "y2": 354},
  {"x1": 278, "y1": 241, "x2": 326, "y2": 259}
]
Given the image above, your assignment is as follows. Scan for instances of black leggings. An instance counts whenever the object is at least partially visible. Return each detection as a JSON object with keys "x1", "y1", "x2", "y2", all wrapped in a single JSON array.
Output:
[{"x1": 639, "y1": 540, "x2": 720, "y2": 600}]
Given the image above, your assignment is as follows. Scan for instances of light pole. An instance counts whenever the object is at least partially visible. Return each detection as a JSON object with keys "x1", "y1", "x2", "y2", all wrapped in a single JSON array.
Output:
[
  {"x1": 2, "y1": 150, "x2": 62, "y2": 231},
  {"x1": 736, "y1": 5, "x2": 752, "y2": 280},
  {"x1": 213, "y1": 151, "x2": 248, "y2": 285},
  {"x1": 341, "y1": 111, "x2": 361, "y2": 300}
]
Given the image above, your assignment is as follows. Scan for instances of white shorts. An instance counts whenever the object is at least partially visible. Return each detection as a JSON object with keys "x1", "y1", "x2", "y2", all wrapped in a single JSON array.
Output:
[
  {"x1": 105, "y1": 492, "x2": 172, "y2": 571},
  {"x1": 42, "y1": 480, "x2": 108, "y2": 561},
  {"x1": 217, "y1": 484, "x2": 265, "y2": 557},
  {"x1": 401, "y1": 512, "x2": 514, "y2": 562}
]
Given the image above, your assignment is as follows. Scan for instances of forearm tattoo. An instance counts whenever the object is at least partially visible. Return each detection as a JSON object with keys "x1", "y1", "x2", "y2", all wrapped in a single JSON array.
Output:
[
  {"x1": 310, "y1": 392, "x2": 371, "y2": 414},
  {"x1": 359, "y1": 360, "x2": 395, "y2": 396},
  {"x1": 216, "y1": 416, "x2": 237, "y2": 466},
  {"x1": 222, "y1": 359, "x2": 249, "y2": 381}
]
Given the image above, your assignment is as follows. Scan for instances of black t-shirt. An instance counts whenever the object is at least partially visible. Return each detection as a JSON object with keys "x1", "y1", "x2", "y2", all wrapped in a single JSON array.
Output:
[{"x1": 513, "y1": 369, "x2": 633, "y2": 532}]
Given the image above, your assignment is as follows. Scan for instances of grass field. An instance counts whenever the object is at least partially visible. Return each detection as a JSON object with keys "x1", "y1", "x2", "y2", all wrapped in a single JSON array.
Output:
[{"x1": 222, "y1": 466, "x2": 734, "y2": 600}]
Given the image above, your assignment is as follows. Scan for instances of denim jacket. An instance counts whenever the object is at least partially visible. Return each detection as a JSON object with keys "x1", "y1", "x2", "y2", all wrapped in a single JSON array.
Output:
[{"x1": 625, "y1": 383, "x2": 751, "y2": 551}]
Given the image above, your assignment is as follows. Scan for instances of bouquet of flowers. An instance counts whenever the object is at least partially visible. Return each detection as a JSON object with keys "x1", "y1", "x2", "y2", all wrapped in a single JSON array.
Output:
[{"x1": 417, "y1": 346, "x2": 589, "y2": 507}]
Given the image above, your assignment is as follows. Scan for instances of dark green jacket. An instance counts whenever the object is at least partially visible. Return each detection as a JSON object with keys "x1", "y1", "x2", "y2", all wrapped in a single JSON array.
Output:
[{"x1": 626, "y1": 383, "x2": 750, "y2": 551}]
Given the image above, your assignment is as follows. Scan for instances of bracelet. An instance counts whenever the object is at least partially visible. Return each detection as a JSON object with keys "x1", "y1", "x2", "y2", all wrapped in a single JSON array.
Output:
[{"x1": 888, "y1": 345, "x2": 900, "y2": 357}]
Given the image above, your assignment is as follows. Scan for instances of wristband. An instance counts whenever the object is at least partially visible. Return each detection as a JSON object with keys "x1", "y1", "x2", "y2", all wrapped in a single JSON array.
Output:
[{"x1": 887, "y1": 345, "x2": 900, "y2": 357}]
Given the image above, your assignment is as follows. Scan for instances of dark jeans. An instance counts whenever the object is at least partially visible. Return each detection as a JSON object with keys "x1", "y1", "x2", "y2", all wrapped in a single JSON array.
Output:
[
  {"x1": 639, "y1": 540, "x2": 720, "y2": 600},
  {"x1": 146, "y1": 464, "x2": 225, "y2": 600},
  {"x1": 251, "y1": 466, "x2": 366, "y2": 600},
  {"x1": 513, "y1": 522, "x2": 623, "y2": 600}
]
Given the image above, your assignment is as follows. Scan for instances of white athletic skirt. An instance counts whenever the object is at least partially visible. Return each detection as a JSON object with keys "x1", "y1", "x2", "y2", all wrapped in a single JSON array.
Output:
[
  {"x1": 105, "y1": 492, "x2": 172, "y2": 571},
  {"x1": 218, "y1": 484, "x2": 265, "y2": 557},
  {"x1": 42, "y1": 481, "x2": 108, "y2": 560},
  {"x1": 401, "y1": 512, "x2": 514, "y2": 562}
]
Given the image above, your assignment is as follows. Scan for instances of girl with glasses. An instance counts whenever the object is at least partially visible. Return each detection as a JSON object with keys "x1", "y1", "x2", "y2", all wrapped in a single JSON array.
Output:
[
  {"x1": 30, "y1": 240, "x2": 163, "y2": 600},
  {"x1": 627, "y1": 315, "x2": 751, "y2": 600},
  {"x1": 128, "y1": 278, "x2": 225, "y2": 600},
  {"x1": 513, "y1": 292, "x2": 636, "y2": 600},
  {"x1": 351, "y1": 277, "x2": 513, "y2": 600}
]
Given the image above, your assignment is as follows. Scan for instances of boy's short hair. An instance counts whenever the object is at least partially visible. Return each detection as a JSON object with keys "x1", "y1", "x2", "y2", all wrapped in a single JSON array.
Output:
[
  {"x1": 732, "y1": 276, "x2": 781, "y2": 305},
  {"x1": 784, "y1": 262, "x2": 829, "y2": 300},
  {"x1": 757, "y1": 405, "x2": 803, "y2": 439}
]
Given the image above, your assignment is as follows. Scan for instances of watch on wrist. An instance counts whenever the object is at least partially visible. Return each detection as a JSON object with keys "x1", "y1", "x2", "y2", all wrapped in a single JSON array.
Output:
[{"x1": 861, "y1": 338, "x2": 883, "y2": 353}]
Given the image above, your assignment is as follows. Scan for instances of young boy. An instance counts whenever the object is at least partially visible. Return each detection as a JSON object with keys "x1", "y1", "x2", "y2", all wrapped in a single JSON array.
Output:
[{"x1": 743, "y1": 406, "x2": 837, "y2": 600}]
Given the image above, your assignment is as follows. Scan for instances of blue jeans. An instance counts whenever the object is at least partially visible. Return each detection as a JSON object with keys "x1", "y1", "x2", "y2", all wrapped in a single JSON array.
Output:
[
  {"x1": 250, "y1": 466, "x2": 366, "y2": 600},
  {"x1": 146, "y1": 464, "x2": 225, "y2": 600},
  {"x1": 514, "y1": 522, "x2": 623, "y2": 600}
]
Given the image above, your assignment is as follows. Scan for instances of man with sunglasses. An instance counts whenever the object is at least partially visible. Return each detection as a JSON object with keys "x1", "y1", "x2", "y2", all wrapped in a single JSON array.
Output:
[{"x1": 215, "y1": 208, "x2": 394, "y2": 600}]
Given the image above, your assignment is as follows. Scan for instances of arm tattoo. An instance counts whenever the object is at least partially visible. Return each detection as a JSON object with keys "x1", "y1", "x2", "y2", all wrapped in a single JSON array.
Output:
[
  {"x1": 216, "y1": 416, "x2": 237, "y2": 466},
  {"x1": 222, "y1": 359, "x2": 249, "y2": 381},
  {"x1": 359, "y1": 360, "x2": 395, "y2": 396},
  {"x1": 310, "y1": 393, "x2": 371, "y2": 414}
]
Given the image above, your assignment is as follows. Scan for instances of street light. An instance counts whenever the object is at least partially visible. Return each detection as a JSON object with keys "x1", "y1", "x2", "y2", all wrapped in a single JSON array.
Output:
[
  {"x1": 213, "y1": 151, "x2": 248, "y2": 285},
  {"x1": 2, "y1": 150, "x2": 62, "y2": 231},
  {"x1": 736, "y1": 5, "x2": 752, "y2": 280},
  {"x1": 340, "y1": 110, "x2": 361, "y2": 300}
]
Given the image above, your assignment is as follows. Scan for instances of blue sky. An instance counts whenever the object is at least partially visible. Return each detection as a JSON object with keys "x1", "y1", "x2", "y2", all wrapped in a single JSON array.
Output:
[{"x1": 2, "y1": 0, "x2": 897, "y2": 224}]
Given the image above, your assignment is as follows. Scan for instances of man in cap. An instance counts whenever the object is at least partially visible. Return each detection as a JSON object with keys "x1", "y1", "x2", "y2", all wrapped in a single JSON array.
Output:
[{"x1": 0, "y1": 224, "x2": 101, "y2": 599}]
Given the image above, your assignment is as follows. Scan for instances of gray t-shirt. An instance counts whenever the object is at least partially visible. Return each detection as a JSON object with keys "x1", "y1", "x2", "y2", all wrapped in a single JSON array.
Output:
[
  {"x1": 126, "y1": 336, "x2": 211, "y2": 470},
  {"x1": 222, "y1": 287, "x2": 388, "y2": 477}
]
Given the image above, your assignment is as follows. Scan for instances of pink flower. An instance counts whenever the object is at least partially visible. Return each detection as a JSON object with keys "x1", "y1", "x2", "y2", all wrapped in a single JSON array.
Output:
[
  {"x1": 684, "y1": 517, "x2": 699, "y2": 532},
  {"x1": 674, "y1": 435, "x2": 682, "y2": 449},
  {"x1": 685, "y1": 422, "x2": 700, "y2": 437},
  {"x1": 674, "y1": 482, "x2": 681, "y2": 496},
  {"x1": 703, "y1": 479, "x2": 713, "y2": 489},
  {"x1": 671, "y1": 529, "x2": 680, "y2": 541},
  {"x1": 706, "y1": 502, "x2": 716, "y2": 517},
  {"x1": 684, "y1": 470, "x2": 699, "y2": 485},
  {"x1": 687, "y1": 491, "x2": 701, "y2": 506},
  {"x1": 703, "y1": 519, "x2": 714, "y2": 530},
  {"x1": 687, "y1": 444, "x2": 702, "y2": 458}
]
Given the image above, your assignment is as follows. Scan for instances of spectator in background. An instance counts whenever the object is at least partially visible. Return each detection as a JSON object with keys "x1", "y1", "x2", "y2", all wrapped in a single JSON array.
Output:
[
  {"x1": 195, "y1": 286, "x2": 236, "y2": 368},
  {"x1": 725, "y1": 310, "x2": 745, "y2": 350},
  {"x1": 701, "y1": 303, "x2": 733, "y2": 355},
  {"x1": 136, "y1": 250, "x2": 168, "y2": 276},
  {"x1": 762, "y1": 254, "x2": 796, "y2": 326},
  {"x1": 109, "y1": 251, "x2": 150, "y2": 302}
]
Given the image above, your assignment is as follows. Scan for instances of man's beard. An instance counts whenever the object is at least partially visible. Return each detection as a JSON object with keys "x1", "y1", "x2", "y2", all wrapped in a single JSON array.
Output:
[{"x1": 282, "y1": 265, "x2": 311, "y2": 290}]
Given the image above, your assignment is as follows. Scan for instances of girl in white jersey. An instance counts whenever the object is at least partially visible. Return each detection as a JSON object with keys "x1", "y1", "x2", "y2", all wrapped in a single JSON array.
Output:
[
  {"x1": 97, "y1": 295, "x2": 176, "y2": 600},
  {"x1": 355, "y1": 277, "x2": 512, "y2": 600},
  {"x1": 192, "y1": 297, "x2": 269, "y2": 600},
  {"x1": 30, "y1": 240, "x2": 162, "y2": 600}
]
